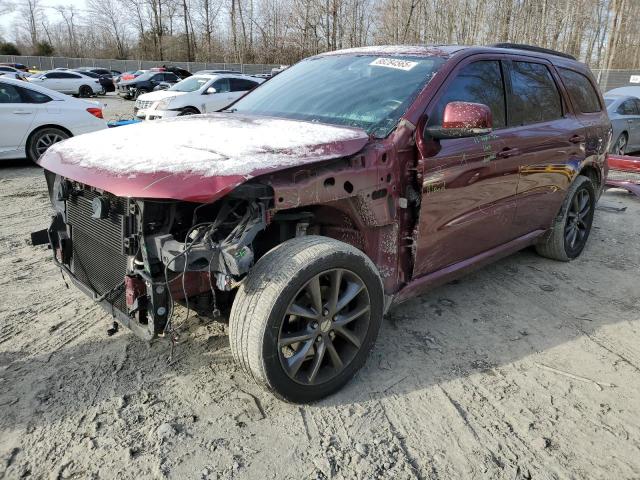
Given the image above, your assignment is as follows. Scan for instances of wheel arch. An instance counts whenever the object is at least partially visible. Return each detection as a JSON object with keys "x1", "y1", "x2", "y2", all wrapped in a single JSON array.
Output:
[
  {"x1": 579, "y1": 163, "x2": 602, "y2": 191},
  {"x1": 25, "y1": 124, "x2": 73, "y2": 156},
  {"x1": 183, "y1": 106, "x2": 200, "y2": 113}
]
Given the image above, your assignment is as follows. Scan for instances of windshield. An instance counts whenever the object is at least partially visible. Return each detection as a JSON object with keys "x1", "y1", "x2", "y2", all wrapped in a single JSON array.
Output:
[
  {"x1": 170, "y1": 76, "x2": 210, "y2": 92},
  {"x1": 232, "y1": 54, "x2": 445, "y2": 137}
]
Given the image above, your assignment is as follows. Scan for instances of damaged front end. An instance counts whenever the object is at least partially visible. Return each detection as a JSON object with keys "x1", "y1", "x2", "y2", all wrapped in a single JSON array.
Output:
[{"x1": 35, "y1": 171, "x2": 274, "y2": 340}]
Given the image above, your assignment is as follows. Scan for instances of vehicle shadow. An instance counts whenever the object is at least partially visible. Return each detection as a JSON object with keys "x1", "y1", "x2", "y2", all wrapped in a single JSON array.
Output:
[{"x1": 1, "y1": 198, "x2": 638, "y2": 431}]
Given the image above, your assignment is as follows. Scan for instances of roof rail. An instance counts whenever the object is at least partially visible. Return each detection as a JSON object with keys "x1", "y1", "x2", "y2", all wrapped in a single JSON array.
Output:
[{"x1": 490, "y1": 43, "x2": 576, "y2": 60}]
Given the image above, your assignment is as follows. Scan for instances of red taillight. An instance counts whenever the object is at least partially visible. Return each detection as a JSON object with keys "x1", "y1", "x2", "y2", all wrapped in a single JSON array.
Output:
[{"x1": 87, "y1": 107, "x2": 103, "y2": 119}]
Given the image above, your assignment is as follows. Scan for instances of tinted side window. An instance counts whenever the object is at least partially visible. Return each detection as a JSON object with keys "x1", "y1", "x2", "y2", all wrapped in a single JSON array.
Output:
[
  {"x1": 617, "y1": 99, "x2": 639, "y2": 115},
  {"x1": 0, "y1": 83, "x2": 23, "y2": 103},
  {"x1": 508, "y1": 62, "x2": 562, "y2": 126},
  {"x1": 165, "y1": 73, "x2": 179, "y2": 82},
  {"x1": 230, "y1": 78, "x2": 258, "y2": 91},
  {"x1": 212, "y1": 78, "x2": 230, "y2": 93},
  {"x1": 22, "y1": 87, "x2": 51, "y2": 104},
  {"x1": 46, "y1": 72, "x2": 63, "y2": 79},
  {"x1": 558, "y1": 68, "x2": 601, "y2": 113},
  {"x1": 429, "y1": 61, "x2": 506, "y2": 129},
  {"x1": 59, "y1": 72, "x2": 81, "y2": 79}
]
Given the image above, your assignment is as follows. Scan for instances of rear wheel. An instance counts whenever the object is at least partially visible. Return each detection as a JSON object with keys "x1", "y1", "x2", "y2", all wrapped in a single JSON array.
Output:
[
  {"x1": 78, "y1": 85, "x2": 92, "y2": 97},
  {"x1": 536, "y1": 175, "x2": 595, "y2": 261},
  {"x1": 611, "y1": 132, "x2": 628, "y2": 155},
  {"x1": 229, "y1": 236, "x2": 384, "y2": 403},
  {"x1": 27, "y1": 127, "x2": 69, "y2": 161}
]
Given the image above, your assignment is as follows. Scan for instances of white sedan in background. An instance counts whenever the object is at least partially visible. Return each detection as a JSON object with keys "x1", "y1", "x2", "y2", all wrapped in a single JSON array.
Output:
[
  {"x1": 0, "y1": 77, "x2": 106, "y2": 161},
  {"x1": 135, "y1": 74, "x2": 264, "y2": 120},
  {"x1": 27, "y1": 70, "x2": 102, "y2": 97},
  {"x1": 0, "y1": 65, "x2": 29, "y2": 80}
]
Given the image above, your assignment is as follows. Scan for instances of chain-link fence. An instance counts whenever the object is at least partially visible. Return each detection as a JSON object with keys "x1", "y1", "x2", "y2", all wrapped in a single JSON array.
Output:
[
  {"x1": 2, "y1": 54, "x2": 639, "y2": 92},
  {"x1": 592, "y1": 69, "x2": 640, "y2": 93},
  {"x1": 0, "y1": 55, "x2": 281, "y2": 76}
]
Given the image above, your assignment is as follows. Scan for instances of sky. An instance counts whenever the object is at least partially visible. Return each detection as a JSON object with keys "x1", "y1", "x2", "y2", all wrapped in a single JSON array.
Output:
[{"x1": 1, "y1": 0, "x2": 87, "y2": 41}]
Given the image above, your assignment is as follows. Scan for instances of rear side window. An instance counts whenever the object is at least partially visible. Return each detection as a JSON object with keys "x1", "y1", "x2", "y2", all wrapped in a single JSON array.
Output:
[
  {"x1": 508, "y1": 62, "x2": 562, "y2": 126},
  {"x1": 230, "y1": 78, "x2": 258, "y2": 92},
  {"x1": 429, "y1": 60, "x2": 506, "y2": 129},
  {"x1": 59, "y1": 72, "x2": 81, "y2": 79},
  {"x1": 617, "y1": 99, "x2": 639, "y2": 115},
  {"x1": 22, "y1": 87, "x2": 51, "y2": 104},
  {"x1": 558, "y1": 68, "x2": 601, "y2": 113}
]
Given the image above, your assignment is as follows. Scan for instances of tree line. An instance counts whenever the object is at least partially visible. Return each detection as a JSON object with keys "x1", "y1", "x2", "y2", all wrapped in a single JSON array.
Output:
[{"x1": 0, "y1": 0, "x2": 638, "y2": 69}]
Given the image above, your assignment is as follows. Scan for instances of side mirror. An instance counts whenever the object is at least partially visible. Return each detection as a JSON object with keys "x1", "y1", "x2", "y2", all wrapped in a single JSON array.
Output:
[
  {"x1": 425, "y1": 101, "x2": 493, "y2": 140},
  {"x1": 205, "y1": 87, "x2": 217, "y2": 94}
]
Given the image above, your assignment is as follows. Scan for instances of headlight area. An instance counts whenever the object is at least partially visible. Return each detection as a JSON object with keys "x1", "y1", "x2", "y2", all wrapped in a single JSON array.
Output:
[
  {"x1": 154, "y1": 97, "x2": 176, "y2": 110},
  {"x1": 41, "y1": 177, "x2": 279, "y2": 342}
]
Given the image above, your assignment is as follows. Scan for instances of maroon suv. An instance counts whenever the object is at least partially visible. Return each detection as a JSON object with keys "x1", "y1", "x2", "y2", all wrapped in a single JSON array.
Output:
[{"x1": 35, "y1": 43, "x2": 610, "y2": 402}]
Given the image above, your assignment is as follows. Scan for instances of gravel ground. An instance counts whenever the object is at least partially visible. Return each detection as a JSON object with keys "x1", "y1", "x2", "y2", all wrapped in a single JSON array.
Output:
[
  {"x1": 0, "y1": 162, "x2": 639, "y2": 479},
  {"x1": 97, "y1": 93, "x2": 137, "y2": 122}
]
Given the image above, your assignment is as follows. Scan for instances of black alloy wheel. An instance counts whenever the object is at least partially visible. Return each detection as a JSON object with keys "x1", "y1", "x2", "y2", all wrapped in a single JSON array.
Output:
[{"x1": 278, "y1": 268, "x2": 371, "y2": 385}]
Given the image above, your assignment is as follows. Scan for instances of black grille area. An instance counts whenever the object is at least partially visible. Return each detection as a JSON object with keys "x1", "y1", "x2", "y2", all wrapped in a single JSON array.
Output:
[{"x1": 67, "y1": 190, "x2": 128, "y2": 311}]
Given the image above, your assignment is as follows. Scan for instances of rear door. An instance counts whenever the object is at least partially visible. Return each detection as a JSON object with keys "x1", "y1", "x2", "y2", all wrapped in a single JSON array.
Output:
[
  {"x1": 503, "y1": 59, "x2": 586, "y2": 235},
  {"x1": 413, "y1": 57, "x2": 519, "y2": 276},
  {"x1": 623, "y1": 99, "x2": 640, "y2": 149}
]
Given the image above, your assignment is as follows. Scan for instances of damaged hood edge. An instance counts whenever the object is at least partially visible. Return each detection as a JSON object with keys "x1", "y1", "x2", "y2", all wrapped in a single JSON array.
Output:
[{"x1": 36, "y1": 113, "x2": 370, "y2": 203}]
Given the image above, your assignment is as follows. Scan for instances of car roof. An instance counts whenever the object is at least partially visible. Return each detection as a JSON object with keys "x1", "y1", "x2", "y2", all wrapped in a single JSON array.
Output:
[
  {"x1": 318, "y1": 44, "x2": 587, "y2": 67},
  {"x1": 606, "y1": 86, "x2": 640, "y2": 97},
  {"x1": 1, "y1": 76, "x2": 64, "y2": 98}
]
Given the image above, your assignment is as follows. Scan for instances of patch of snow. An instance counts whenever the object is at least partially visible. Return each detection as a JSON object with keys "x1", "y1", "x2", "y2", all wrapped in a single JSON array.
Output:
[
  {"x1": 46, "y1": 113, "x2": 368, "y2": 177},
  {"x1": 319, "y1": 45, "x2": 460, "y2": 57}
]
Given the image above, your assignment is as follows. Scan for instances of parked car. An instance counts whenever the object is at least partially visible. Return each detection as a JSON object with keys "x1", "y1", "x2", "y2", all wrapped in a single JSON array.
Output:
[
  {"x1": 0, "y1": 65, "x2": 29, "y2": 80},
  {"x1": 77, "y1": 67, "x2": 121, "y2": 77},
  {"x1": 118, "y1": 70, "x2": 148, "y2": 83},
  {"x1": 194, "y1": 69, "x2": 242, "y2": 75},
  {"x1": 27, "y1": 70, "x2": 102, "y2": 97},
  {"x1": 135, "y1": 74, "x2": 264, "y2": 120},
  {"x1": 164, "y1": 66, "x2": 192, "y2": 79},
  {"x1": 604, "y1": 89, "x2": 640, "y2": 155},
  {"x1": 117, "y1": 71, "x2": 180, "y2": 100},
  {"x1": 0, "y1": 77, "x2": 106, "y2": 161},
  {"x1": 35, "y1": 44, "x2": 609, "y2": 402},
  {"x1": 73, "y1": 69, "x2": 115, "y2": 94},
  {"x1": 606, "y1": 154, "x2": 640, "y2": 197},
  {"x1": 1, "y1": 63, "x2": 29, "y2": 72}
]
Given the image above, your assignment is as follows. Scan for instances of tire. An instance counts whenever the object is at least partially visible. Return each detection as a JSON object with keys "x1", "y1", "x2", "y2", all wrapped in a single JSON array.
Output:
[
  {"x1": 179, "y1": 107, "x2": 199, "y2": 116},
  {"x1": 78, "y1": 85, "x2": 92, "y2": 98},
  {"x1": 135, "y1": 88, "x2": 149, "y2": 99},
  {"x1": 27, "y1": 127, "x2": 69, "y2": 162},
  {"x1": 229, "y1": 236, "x2": 384, "y2": 403},
  {"x1": 611, "y1": 132, "x2": 628, "y2": 155},
  {"x1": 98, "y1": 87, "x2": 106, "y2": 96},
  {"x1": 535, "y1": 175, "x2": 595, "y2": 261}
]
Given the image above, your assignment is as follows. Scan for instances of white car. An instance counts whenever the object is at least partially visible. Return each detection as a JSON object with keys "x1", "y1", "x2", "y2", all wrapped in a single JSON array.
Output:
[
  {"x1": 0, "y1": 65, "x2": 29, "y2": 80},
  {"x1": 0, "y1": 77, "x2": 107, "y2": 161},
  {"x1": 136, "y1": 74, "x2": 264, "y2": 120},
  {"x1": 27, "y1": 70, "x2": 102, "y2": 97}
]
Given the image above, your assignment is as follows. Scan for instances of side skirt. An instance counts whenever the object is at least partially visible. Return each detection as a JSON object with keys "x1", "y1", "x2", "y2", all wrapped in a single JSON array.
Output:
[{"x1": 393, "y1": 229, "x2": 546, "y2": 304}]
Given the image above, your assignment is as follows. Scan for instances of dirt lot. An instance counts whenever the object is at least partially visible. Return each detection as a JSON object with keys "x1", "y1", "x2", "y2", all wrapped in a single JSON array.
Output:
[
  {"x1": 0, "y1": 161, "x2": 639, "y2": 480},
  {"x1": 98, "y1": 93, "x2": 138, "y2": 122}
]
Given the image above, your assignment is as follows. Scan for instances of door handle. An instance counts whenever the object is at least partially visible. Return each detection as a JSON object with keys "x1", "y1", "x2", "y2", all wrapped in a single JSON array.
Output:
[
  {"x1": 569, "y1": 134, "x2": 585, "y2": 144},
  {"x1": 13, "y1": 110, "x2": 33, "y2": 115},
  {"x1": 497, "y1": 147, "x2": 519, "y2": 158}
]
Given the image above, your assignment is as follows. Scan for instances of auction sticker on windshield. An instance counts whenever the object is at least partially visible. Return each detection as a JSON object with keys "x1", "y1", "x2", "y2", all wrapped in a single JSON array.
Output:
[{"x1": 370, "y1": 58, "x2": 418, "y2": 71}]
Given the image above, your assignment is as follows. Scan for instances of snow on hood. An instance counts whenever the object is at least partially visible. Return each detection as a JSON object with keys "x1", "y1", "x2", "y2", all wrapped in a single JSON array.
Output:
[
  {"x1": 42, "y1": 113, "x2": 369, "y2": 178},
  {"x1": 137, "y1": 89, "x2": 186, "y2": 102}
]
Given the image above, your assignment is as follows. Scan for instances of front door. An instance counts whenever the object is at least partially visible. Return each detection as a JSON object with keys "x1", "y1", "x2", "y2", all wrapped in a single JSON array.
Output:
[
  {"x1": 203, "y1": 78, "x2": 233, "y2": 112},
  {"x1": 413, "y1": 58, "x2": 519, "y2": 277},
  {"x1": 0, "y1": 82, "x2": 36, "y2": 157}
]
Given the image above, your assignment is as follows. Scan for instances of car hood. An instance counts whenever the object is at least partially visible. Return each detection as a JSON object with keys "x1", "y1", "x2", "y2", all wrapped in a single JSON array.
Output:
[
  {"x1": 138, "y1": 90, "x2": 187, "y2": 103},
  {"x1": 37, "y1": 113, "x2": 369, "y2": 203}
]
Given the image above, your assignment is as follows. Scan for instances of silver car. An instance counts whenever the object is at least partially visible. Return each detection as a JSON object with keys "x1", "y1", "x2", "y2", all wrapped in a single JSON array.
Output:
[{"x1": 605, "y1": 86, "x2": 640, "y2": 155}]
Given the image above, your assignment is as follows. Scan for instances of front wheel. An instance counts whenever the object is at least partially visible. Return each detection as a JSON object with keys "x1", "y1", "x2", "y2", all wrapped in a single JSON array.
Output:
[
  {"x1": 536, "y1": 175, "x2": 595, "y2": 261},
  {"x1": 229, "y1": 236, "x2": 384, "y2": 403},
  {"x1": 611, "y1": 133, "x2": 627, "y2": 155}
]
